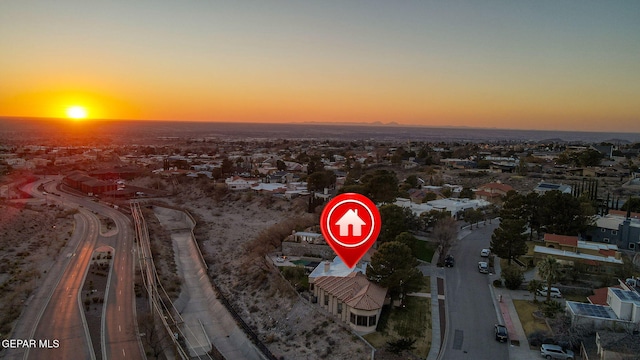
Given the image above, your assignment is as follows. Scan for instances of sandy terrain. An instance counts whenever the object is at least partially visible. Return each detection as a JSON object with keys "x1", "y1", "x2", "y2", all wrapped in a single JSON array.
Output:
[
  {"x1": 158, "y1": 182, "x2": 372, "y2": 360},
  {"x1": 0, "y1": 202, "x2": 75, "y2": 339}
]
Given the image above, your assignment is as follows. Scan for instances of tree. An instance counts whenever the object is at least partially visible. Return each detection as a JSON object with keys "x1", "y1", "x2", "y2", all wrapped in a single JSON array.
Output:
[
  {"x1": 459, "y1": 187, "x2": 475, "y2": 199},
  {"x1": 367, "y1": 241, "x2": 424, "y2": 302},
  {"x1": 621, "y1": 197, "x2": 640, "y2": 213},
  {"x1": 502, "y1": 266, "x2": 525, "y2": 290},
  {"x1": 276, "y1": 159, "x2": 287, "y2": 171},
  {"x1": 419, "y1": 209, "x2": 450, "y2": 230},
  {"x1": 361, "y1": 169, "x2": 399, "y2": 203},
  {"x1": 538, "y1": 256, "x2": 561, "y2": 303},
  {"x1": 221, "y1": 157, "x2": 233, "y2": 175},
  {"x1": 404, "y1": 174, "x2": 419, "y2": 188},
  {"x1": 138, "y1": 311, "x2": 174, "y2": 359},
  {"x1": 491, "y1": 218, "x2": 527, "y2": 265},
  {"x1": 528, "y1": 279, "x2": 543, "y2": 303},
  {"x1": 538, "y1": 191, "x2": 591, "y2": 235},
  {"x1": 378, "y1": 204, "x2": 410, "y2": 244},
  {"x1": 338, "y1": 169, "x2": 399, "y2": 204},
  {"x1": 394, "y1": 232, "x2": 418, "y2": 258},
  {"x1": 463, "y1": 208, "x2": 483, "y2": 229},
  {"x1": 307, "y1": 170, "x2": 336, "y2": 192},
  {"x1": 432, "y1": 217, "x2": 457, "y2": 263}
]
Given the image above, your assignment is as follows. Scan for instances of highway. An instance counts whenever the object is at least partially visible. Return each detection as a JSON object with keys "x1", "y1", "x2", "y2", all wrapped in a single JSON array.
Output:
[
  {"x1": 440, "y1": 222, "x2": 509, "y2": 360},
  {"x1": 28, "y1": 207, "x2": 98, "y2": 359},
  {"x1": 8, "y1": 177, "x2": 143, "y2": 360}
]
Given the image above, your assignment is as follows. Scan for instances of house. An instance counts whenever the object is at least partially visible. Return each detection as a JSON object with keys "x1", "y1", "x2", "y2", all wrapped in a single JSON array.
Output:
[
  {"x1": 593, "y1": 331, "x2": 640, "y2": 359},
  {"x1": 335, "y1": 209, "x2": 366, "y2": 237},
  {"x1": 393, "y1": 197, "x2": 489, "y2": 219},
  {"x1": 567, "y1": 280, "x2": 640, "y2": 331},
  {"x1": 224, "y1": 176, "x2": 258, "y2": 190},
  {"x1": 309, "y1": 259, "x2": 386, "y2": 335},
  {"x1": 533, "y1": 182, "x2": 572, "y2": 194},
  {"x1": 534, "y1": 234, "x2": 624, "y2": 274},
  {"x1": 282, "y1": 231, "x2": 333, "y2": 258},
  {"x1": 474, "y1": 182, "x2": 514, "y2": 204},
  {"x1": 588, "y1": 210, "x2": 640, "y2": 252}
]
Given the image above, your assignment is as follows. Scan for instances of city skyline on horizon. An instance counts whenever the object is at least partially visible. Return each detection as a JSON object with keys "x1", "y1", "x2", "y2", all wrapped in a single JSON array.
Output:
[{"x1": 1, "y1": 1, "x2": 639, "y2": 132}]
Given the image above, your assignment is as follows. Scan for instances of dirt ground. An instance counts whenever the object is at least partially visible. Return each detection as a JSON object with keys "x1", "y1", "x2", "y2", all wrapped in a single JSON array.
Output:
[
  {"x1": 0, "y1": 202, "x2": 75, "y2": 339},
  {"x1": 156, "y1": 180, "x2": 373, "y2": 360}
]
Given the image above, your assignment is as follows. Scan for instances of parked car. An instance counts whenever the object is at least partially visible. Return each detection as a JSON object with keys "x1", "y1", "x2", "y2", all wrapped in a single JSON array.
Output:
[
  {"x1": 480, "y1": 248, "x2": 491, "y2": 257},
  {"x1": 478, "y1": 261, "x2": 489, "y2": 274},
  {"x1": 444, "y1": 255, "x2": 454, "y2": 267},
  {"x1": 537, "y1": 287, "x2": 562, "y2": 298},
  {"x1": 494, "y1": 324, "x2": 508, "y2": 342},
  {"x1": 540, "y1": 344, "x2": 574, "y2": 359}
]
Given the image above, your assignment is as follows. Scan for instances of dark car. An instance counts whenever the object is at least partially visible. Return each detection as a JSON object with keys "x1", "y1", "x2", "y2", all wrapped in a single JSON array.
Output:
[
  {"x1": 444, "y1": 255, "x2": 454, "y2": 267},
  {"x1": 495, "y1": 324, "x2": 508, "y2": 342}
]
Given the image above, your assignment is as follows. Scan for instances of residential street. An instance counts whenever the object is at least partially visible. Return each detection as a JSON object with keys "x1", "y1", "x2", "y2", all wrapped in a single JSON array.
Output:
[{"x1": 440, "y1": 222, "x2": 509, "y2": 360}]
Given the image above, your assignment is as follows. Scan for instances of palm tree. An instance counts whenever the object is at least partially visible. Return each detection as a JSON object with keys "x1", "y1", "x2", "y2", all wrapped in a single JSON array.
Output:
[
  {"x1": 527, "y1": 279, "x2": 543, "y2": 303},
  {"x1": 538, "y1": 256, "x2": 561, "y2": 302}
]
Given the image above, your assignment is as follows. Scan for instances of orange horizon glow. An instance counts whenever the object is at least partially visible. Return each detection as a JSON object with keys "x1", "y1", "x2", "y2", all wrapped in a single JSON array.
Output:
[{"x1": 1, "y1": 2, "x2": 639, "y2": 133}]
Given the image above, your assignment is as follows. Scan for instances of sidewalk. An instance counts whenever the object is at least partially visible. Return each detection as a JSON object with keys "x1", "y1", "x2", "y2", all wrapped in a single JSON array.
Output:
[{"x1": 491, "y1": 260, "x2": 542, "y2": 360}]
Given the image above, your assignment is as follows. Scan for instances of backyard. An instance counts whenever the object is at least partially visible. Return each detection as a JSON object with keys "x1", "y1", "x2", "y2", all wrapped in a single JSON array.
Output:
[{"x1": 364, "y1": 296, "x2": 431, "y2": 358}]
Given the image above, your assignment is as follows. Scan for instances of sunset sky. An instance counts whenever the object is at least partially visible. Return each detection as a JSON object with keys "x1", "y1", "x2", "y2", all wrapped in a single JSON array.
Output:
[{"x1": 1, "y1": 1, "x2": 639, "y2": 132}]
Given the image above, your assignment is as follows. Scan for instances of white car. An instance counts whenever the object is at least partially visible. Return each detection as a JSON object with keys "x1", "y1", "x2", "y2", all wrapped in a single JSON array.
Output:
[
  {"x1": 537, "y1": 287, "x2": 562, "y2": 298},
  {"x1": 540, "y1": 344, "x2": 574, "y2": 359},
  {"x1": 480, "y1": 248, "x2": 491, "y2": 257},
  {"x1": 478, "y1": 261, "x2": 489, "y2": 274}
]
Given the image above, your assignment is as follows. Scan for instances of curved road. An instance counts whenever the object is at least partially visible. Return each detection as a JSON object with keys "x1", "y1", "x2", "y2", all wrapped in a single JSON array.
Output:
[
  {"x1": 8, "y1": 177, "x2": 143, "y2": 360},
  {"x1": 441, "y1": 222, "x2": 509, "y2": 360},
  {"x1": 28, "y1": 207, "x2": 98, "y2": 359}
]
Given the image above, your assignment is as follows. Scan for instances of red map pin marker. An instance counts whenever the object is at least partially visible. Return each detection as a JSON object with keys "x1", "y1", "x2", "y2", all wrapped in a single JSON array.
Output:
[{"x1": 320, "y1": 193, "x2": 381, "y2": 269}]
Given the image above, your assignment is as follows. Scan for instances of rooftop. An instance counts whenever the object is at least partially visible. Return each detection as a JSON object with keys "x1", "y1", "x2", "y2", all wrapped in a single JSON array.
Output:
[
  {"x1": 566, "y1": 301, "x2": 618, "y2": 320},
  {"x1": 534, "y1": 245, "x2": 623, "y2": 265},
  {"x1": 308, "y1": 256, "x2": 367, "y2": 280},
  {"x1": 313, "y1": 272, "x2": 387, "y2": 311}
]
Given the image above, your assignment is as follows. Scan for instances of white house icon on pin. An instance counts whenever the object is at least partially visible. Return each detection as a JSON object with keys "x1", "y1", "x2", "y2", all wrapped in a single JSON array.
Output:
[{"x1": 335, "y1": 209, "x2": 366, "y2": 237}]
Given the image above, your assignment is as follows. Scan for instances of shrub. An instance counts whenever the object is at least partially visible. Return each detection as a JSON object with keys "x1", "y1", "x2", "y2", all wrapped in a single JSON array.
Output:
[{"x1": 501, "y1": 266, "x2": 524, "y2": 290}]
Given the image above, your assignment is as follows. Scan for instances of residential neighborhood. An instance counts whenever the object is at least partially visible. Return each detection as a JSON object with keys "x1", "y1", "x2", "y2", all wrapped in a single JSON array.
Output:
[{"x1": 1, "y1": 121, "x2": 640, "y2": 360}]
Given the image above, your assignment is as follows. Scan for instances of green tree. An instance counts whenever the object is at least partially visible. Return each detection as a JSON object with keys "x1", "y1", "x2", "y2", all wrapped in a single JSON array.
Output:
[
  {"x1": 361, "y1": 169, "x2": 399, "y2": 203},
  {"x1": 501, "y1": 266, "x2": 525, "y2": 290},
  {"x1": 538, "y1": 256, "x2": 561, "y2": 302},
  {"x1": 490, "y1": 218, "x2": 527, "y2": 265},
  {"x1": 367, "y1": 241, "x2": 423, "y2": 302},
  {"x1": 307, "y1": 170, "x2": 336, "y2": 192},
  {"x1": 394, "y1": 232, "x2": 418, "y2": 257},
  {"x1": 539, "y1": 191, "x2": 591, "y2": 235},
  {"x1": 404, "y1": 174, "x2": 419, "y2": 188},
  {"x1": 378, "y1": 204, "x2": 410, "y2": 244},
  {"x1": 221, "y1": 157, "x2": 233, "y2": 175},
  {"x1": 621, "y1": 197, "x2": 640, "y2": 213}
]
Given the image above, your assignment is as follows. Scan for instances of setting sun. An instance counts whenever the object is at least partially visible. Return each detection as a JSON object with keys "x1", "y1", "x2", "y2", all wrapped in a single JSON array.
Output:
[{"x1": 66, "y1": 106, "x2": 88, "y2": 120}]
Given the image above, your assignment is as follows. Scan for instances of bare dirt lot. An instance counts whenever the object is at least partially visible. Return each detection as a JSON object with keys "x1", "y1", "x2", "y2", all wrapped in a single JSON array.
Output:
[
  {"x1": 0, "y1": 202, "x2": 75, "y2": 339},
  {"x1": 157, "y1": 181, "x2": 373, "y2": 360}
]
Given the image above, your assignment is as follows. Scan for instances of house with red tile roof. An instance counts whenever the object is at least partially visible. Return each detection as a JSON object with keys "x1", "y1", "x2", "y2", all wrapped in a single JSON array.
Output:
[
  {"x1": 534, "y1": 233, "x2": 624, "y2": 274},
  {"x1": 311, "y1": 270, "x2": 387, "y2": 335},
  {"x1": 474, "y1": 182, "x2": 514, "y2": 204}
]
